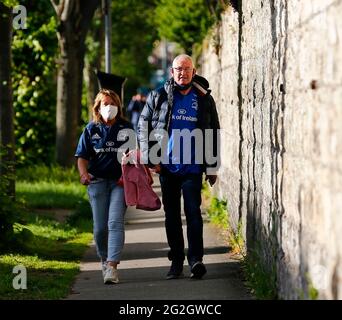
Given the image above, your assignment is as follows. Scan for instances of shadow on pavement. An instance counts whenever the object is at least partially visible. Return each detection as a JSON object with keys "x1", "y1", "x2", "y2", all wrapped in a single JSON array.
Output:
[{"x1": 68, "y1": 261, "x2": 252, "y2": 300}]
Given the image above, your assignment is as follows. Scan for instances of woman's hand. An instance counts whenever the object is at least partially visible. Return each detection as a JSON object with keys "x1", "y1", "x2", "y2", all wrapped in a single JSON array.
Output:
[
  {"x1": 151, "y1": 164, "x2": 161, "y2": 174},
  {"x1": 80, "y1": 172, "x2": 91, "y2": 185},
  {"x1": 78, "y1": 158, "x2": 90, "y2": 185}
]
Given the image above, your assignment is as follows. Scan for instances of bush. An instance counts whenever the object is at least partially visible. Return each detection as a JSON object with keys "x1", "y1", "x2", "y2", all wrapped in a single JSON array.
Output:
[{"x1": 12, "y1": 1, "x2": 58, "y2": 167}]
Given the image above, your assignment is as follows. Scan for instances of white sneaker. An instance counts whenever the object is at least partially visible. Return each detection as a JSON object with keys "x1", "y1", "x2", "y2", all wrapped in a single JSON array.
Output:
[
  {"x1": 101, "y1": 261, "x2": 107, "y2": 278},
  {"x1": 103, "y1": 266, "x2": 119, "y2": 284}
]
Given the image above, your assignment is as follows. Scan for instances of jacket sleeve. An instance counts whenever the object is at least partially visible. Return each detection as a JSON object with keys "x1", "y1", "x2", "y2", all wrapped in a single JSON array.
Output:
[
  {"x1": 137, "y1": 91, "x2": 155, "y2": 166},
  {"x1": 207, "y1": 95, "x2": 221, "y2": 174}
]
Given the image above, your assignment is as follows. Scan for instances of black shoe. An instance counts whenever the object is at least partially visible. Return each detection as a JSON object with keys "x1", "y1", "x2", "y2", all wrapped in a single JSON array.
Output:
[
  {"x1": 190, "y1": 261, "x2": 207, "y2": 279},
  {"x1": 166, "y1": 261, "x2": 183, "y2": 280}
]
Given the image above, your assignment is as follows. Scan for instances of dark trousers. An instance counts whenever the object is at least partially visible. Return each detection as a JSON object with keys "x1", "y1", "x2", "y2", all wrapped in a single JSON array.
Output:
[{"x1": 159, "y1": 171, "x2": 203, "y2": 266}]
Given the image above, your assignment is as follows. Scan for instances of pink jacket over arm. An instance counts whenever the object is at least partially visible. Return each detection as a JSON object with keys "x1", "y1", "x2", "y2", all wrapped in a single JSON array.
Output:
[{"x1": 121, "y1": 150, "x2": 161, "y2": 211}]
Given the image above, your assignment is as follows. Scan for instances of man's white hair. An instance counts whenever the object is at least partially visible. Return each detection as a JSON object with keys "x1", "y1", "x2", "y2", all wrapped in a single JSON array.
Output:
[{"x1": 172, "y1": 54, "x2": 194, "y2": 67}]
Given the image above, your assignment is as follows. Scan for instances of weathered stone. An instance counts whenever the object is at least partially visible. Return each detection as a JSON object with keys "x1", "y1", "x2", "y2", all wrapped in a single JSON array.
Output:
[{"x1": 200, "y1": 0, "x2": 342, "y2": 299}]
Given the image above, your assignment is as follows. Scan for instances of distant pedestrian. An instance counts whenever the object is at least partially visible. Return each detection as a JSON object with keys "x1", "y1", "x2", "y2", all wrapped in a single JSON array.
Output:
[
  {"x1": 75, "y1": 88, "x2": 134, "y2": 284},
  {"x1": 127, "y1": 92, "x2": 146, "y2": 132}
]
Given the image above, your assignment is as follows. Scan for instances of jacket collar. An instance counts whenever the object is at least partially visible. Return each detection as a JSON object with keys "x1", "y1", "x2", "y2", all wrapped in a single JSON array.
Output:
[{"x1": 164, "y1": 75, "x2": 211, "y2": 96}]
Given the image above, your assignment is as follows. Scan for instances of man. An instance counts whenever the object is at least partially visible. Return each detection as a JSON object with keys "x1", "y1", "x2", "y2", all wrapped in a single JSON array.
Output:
[{"x1": 137, "y1": 54, "x2": 220, "y2": 279}]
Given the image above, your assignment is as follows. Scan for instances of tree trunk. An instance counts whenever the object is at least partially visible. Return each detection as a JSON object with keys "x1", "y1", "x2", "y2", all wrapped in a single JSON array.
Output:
[
  {"x1": 0, "y1": 3, "x2": 15, "y2": 197},
  {"x1": 84, "y1": 58, "x2": 100, "y2": 121},
  {"x1": 53, "y1": 0, "x2": 100, "y2": 166},
  {"x1": 84, "y1": 11, "x2": 104, "y2": 120},
  {"x1": 56, "y1": 34, "x2": 85, "y2": 166}
]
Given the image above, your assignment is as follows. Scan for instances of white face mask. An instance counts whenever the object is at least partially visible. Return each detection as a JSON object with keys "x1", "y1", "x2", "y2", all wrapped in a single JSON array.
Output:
[{"x1": 100, "y1": 105, "x2": 118, "y2": 121}]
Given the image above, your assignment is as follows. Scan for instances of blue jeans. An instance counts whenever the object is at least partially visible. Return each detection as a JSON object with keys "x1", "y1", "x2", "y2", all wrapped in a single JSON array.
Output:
[
  {"x1": 159, "y1": 171, "x2": 203, "y2": 266},
  {"x1": 87, "y1": 179, "x2": 126, "y2": 262}
]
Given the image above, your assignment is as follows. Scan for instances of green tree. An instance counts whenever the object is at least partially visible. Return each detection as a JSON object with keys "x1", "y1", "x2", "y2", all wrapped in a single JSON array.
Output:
[
  {"x1": 155, "y1": 0, "x2": 215, "y2": 54},
  {"x1": 110, "y1": 0, "x2": 158, "y2": 101},
  {"x1": 50, "y1": 0, "x2": 100, "y2": 167},
  {"x1": 84, "y1": 7, "x2": 104, "y2": 122},
  {"x1": 81, "y1": 0, "x2": 159, "y2": 119},
  {"x1": 0, "y1": 0, "x2": 18, "y2": 6},
  {"x1": 0, "y1": 1, "x2": 15, "y2": 195},
  {"x1": 12, "y1": 1, "x2": 58, "y2": 166},
  {"x1": 0, "y1": 0, "x2": 18, "y2": 249}
]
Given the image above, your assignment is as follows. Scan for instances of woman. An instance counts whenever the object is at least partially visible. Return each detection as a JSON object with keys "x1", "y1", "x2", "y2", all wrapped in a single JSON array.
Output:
[{"x1": 75, "y1": 89, "x2": 134, "y2": 284}]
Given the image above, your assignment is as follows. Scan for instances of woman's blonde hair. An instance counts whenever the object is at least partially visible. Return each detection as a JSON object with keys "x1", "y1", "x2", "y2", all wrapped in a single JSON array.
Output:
[{"x1": 92, "y1": 89, "x2": 124, "y2": 123}]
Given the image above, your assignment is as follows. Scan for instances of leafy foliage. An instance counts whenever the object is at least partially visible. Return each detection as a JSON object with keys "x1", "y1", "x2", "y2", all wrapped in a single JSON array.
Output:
[
  {"x1": 110, "y1": 0, "x2": 158, "y2": 99},
  {"x1": 242, "y1": 248, "x2": 278, "y2": 299},
  {"x1": 0, "y1": 0, "x2": 19, "y2": 7},
  {"x1": 82, "y1": 0, "x2": 159, "y2": 120},
  {"x1": 12, "y1": 1, "x2": 58, "y2": 166},
  {"x1": 207, "y1": 197, "x2": 228, "y2": 228},
  {"x1": 9, "y1": 0, "x2": 226, "y2": 167},
  {"x1": 155, "y1": 0, "x2": 216, "y2": 54}
]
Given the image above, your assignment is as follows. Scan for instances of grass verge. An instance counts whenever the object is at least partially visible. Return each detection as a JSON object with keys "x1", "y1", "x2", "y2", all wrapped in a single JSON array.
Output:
[
  {"x1": 0, "y1": 215, "x2": 92, "y2": 299},
  {"x1": 202, "y1": 182, "x2": 244, "y2": 255},
  {"x1": 0, "y1": 165, "x2": 93, "y2": 299}
]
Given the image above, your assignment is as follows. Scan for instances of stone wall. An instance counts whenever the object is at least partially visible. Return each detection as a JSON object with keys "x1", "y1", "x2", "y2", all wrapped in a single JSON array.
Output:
[{"x1": 200, "y1": 0, "x2": 342, "y2": 299}]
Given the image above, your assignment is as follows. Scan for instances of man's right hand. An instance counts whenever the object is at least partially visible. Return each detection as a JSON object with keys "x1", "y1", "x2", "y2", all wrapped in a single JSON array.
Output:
[
  {"x1": 80, "y1": 172, "x2": 91, "y2": 185},
  {"x1": 151, "y1": 164, "x2": 161, "y2": 174},
  {"x1": 205, "y1": 174, "x2": 217, "y2": 187}
]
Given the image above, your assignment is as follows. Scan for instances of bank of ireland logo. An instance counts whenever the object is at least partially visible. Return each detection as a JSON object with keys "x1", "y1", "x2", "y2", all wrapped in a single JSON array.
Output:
[
  {"x1": 106, "y1": 141, "x2": 115, "y2": 146},
  {"x1": 178, "y1": 109, "x2": 186, "y2": 115}
]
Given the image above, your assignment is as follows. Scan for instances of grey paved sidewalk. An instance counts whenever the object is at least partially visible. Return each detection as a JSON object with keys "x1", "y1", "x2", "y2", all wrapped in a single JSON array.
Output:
[{"x1": 67, "y1": 180, "x2": 252, "y2": 300}]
